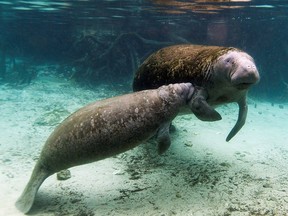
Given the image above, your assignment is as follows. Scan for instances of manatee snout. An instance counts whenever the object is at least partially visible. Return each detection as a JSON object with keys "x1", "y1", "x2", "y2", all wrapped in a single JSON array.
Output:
[{"x1": 231, "y1": 55, "x2": 260, "y2": 89}]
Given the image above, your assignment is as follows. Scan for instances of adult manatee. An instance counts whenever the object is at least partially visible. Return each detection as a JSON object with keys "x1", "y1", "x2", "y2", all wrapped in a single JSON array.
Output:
[{"x1": 133, "y1": 44, "x2": 260, "y2": 141}]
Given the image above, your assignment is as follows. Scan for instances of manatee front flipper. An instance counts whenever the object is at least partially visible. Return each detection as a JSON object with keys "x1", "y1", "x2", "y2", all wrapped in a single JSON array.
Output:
[
  {"x1": 188, "y1": 87, "x2": 222, "y2": 122},
  {"x1": 226, "y1": 96, "x2": 247, "y2": 141},
  {"x1": 156, "y1": 122, "x2": 171, "y2": 154}
]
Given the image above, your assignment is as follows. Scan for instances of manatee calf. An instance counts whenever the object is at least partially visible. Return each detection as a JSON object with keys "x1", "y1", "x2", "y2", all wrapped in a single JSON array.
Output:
[
  {"x1": 16, "y1": 83, "x2": 199, "y2": 214},
  {"x1": 133, "y1": 44, "x2": 260, "y2": 141}
]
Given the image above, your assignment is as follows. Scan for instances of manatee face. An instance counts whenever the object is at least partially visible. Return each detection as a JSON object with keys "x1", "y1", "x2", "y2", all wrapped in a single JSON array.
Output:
[
  {"x1": 207, "y1": 50, "x2": 260, "y2": 105},
  {"x1": 214, "y1": 50, "x2": 260, "y2": 89}
]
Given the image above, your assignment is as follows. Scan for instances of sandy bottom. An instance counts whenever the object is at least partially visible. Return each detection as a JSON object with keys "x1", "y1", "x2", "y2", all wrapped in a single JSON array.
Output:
[{"x1": 1, "y1": 73, "x2": 288, "y2": 216}]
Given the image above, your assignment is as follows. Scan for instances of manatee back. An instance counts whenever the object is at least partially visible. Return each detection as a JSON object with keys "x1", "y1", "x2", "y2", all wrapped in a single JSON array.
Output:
[{"x1": 133, "y1": 44, "x2": 235, "y2": 91}]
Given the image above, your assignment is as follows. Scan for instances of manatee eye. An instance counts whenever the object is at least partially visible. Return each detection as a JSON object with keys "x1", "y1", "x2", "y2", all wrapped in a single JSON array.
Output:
[
  {"x1": 225, "y1": 57, "x2": 232, "y2": 63},
  {"x1": 224, "y1": 57, "x2": 235, "y2": 68}
]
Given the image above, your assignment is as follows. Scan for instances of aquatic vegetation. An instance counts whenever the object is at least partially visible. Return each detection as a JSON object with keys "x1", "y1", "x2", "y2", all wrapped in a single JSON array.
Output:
[
  {"x1": 4, "y1": 61, "x2": 37, "y2": 85},
  {"x1": 0, "y1": 39, "x2": 37, "y2": 85},
  {"x1": 69, "y1": 32, "x2": 172, "y2": 84}
]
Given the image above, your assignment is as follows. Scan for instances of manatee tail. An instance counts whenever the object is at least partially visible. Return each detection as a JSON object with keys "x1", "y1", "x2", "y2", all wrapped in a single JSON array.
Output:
[
  {"x1": 226, "y1": 96, "x2": 248, "y2": 141},
  {"x1": 15, "y1": 162, "x2": 50, "y2": 214}
]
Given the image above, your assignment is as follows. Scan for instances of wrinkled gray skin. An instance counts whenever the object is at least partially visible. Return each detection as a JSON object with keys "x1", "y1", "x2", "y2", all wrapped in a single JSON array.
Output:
[
  {"x1": 133, "y1": 47, "x2": 260, "y2": 141},
  {"x1": 16, "y1": 83, "x2": 196, "y2": 214}
]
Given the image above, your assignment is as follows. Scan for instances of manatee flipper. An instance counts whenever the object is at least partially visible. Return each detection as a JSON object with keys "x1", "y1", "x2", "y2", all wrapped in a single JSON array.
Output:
[
  {"x1": 15, "y1": 162, "x2": 50, "y2": 214},
  {"x1": 189, "y1": 87, "x2": 222, "y2": 121},
  {"x1": 156, "y1": 122, "x2": 171, "y2": 154},
  {"x1": 226, "y1": 96, "x2": 247, "y2": 141}
]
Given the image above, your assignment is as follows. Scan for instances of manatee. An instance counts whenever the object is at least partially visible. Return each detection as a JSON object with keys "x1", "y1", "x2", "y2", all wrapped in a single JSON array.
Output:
[
  {"x1": 133, "y1": 44, "x2": 260, "y2": 141},
  {"x1": 16, "y1": 83, "x2": 198, "y2": 214}
]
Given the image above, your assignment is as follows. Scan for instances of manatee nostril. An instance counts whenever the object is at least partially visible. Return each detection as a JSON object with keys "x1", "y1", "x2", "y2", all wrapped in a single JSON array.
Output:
[{"x1": 246, "y1": 64, "x2": 256, "y2": 70}]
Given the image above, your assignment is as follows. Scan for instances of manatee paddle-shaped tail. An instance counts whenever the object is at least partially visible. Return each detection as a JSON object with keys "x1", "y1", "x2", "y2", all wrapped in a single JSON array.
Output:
[
  {"x1": 15, "y1": 162, "x2": 50, "y2": 214},
  {"x1": 226, "y1": 96, "x2": 247, "y2": 141},
  {"x1": 188, "y1": 87, "x2": 222, "y2": 122}
]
